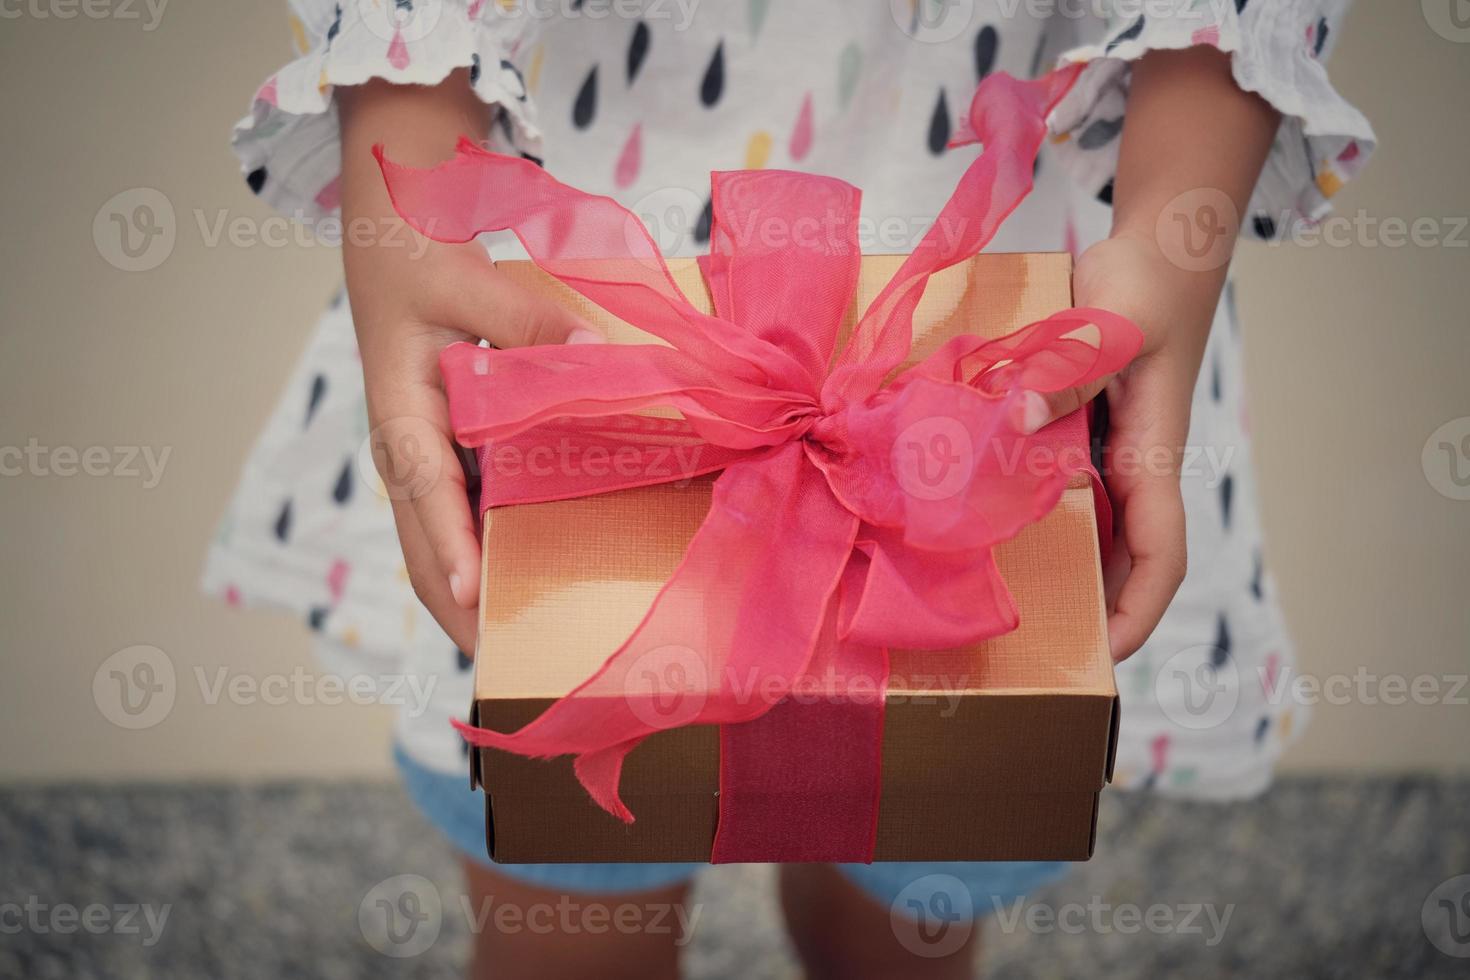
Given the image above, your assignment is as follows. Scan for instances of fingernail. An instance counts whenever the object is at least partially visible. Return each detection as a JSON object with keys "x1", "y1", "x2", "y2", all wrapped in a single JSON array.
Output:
[
  {"x1": 567, "y1": 327, "x2": 606, "y2": 345},
  {"x1": 1020, "y1": 391, "x2": 1050, "y2": 435},
  {"x1": 449, "y1": 571, "x2": 465, "y2": 605}
]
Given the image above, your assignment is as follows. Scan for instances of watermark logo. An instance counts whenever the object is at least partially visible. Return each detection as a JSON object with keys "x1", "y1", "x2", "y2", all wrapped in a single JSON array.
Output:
[
  {"x1": 994, "y1": 0, "x2": 1236, "y2": 23},
  {"x1": 1422, "y1": 417, "x2": 1470, "y2": 501},
  {"x1": 1422, "y1": 874, "x2": 1470, "y2": 957},
  {"x1": 359, "y1": 874, "x2": 443, "y2": 958},
  {"x1": 193, "y1": 665, "x2": 438, "y2": 718},
  {"x1": 356, "y1": 0, "x2": 444, "y2": 45},
  {"x1": 1423, "y1": 0, "x2": 1470, "y2": 42},
  {"x1": 890, "y1": 0, "x2": 975, "y2": 43},
  {"x1": 92, "y1": 645, "x2": 176, "y2": 730},
  {"x1": 1157, "y1": 187, "x2": 1237, "y2": 272},
  {"x1": 1154, "y1": 643, "x2": 1240, "y2": 730},
  {"x1": 1262, "y1": 666, "x2": 1467, "y2": 710},
  {"x1": 490, "y1": 0, "x2": 701, "y2": 31},
  {"x1": 627, "y1": 184, "x2": 706, "y2": 261},
  {"x1": 481, "y1": 435, "x2": 705, "y2": 486},
  {"x1": 0, "y1": 0, "x2": 169, "y2": 30},
  {"x1": 889, "y1": 873, "x2": 975, "y2": 958},
  {"x1": 0, "y1": 898, "x2": 171, "y2": 947},
  {"x1": 96, "y1": 188, "x2": 435, "y2": 273},
  {"x1": 462, "y1": 893, "x2": 701, "y2": 941},
  {"x1": 93, "y1": 188, "x2": 175, "y2": 272},
  {"x1": 991, "y1": 896, "x2": 1233, "y2": 945},
  {"x1": 93, "y1": 648, "x2": 439, "y2": 728},
  {"x1": 892, "y1": 415, "x2": 974, "y2": 502},
  {"x1": 624, "y1": 644, "x2": 708, "y2": 729},
  {"x1": 0, "y1": 439, "x2": 170, "y2": 487},
  {"x1": 1264, "y1": 210, "x2": 1468, "y2": 251},
  {"x1": 359, "y1": 415, "x2": 446, "y2": 502}
]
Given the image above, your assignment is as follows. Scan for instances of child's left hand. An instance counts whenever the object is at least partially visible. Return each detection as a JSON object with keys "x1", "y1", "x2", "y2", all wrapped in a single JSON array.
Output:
[
  {"x1": 1036, "y1": 231, "x2": 1218, "y2": 663},
  {"x1": 1028, "y1": 45, "x2": 1282, "y2": 662}
]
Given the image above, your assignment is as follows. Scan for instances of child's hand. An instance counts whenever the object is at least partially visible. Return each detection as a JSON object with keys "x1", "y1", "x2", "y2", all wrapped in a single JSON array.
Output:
[
  {"x1": 339, "y1": 73, "x2": 603, "y2": 653},
  {"x1": 1036, "y1": 232, "x2": 1215, "y2": 662},
  {"x1": 1030, "y1": 46, "x2": 1281, "y2": 661},
  {"x1": 347, "y1": 238, "x2": 602, "y2": 654}
]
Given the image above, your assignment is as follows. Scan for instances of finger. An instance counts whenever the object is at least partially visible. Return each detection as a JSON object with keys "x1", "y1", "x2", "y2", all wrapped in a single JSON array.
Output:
[
  {"x1": 1025, "y1": 377, "x2": 1110, "y2": 433},
  {"x1": 1106, "y1": 474, "x2": 1187, "y2": 662},
  {"x1": 370, "y1": 388, "x2": 482, "y2": 612},
  {"x1": 389, "y1": 497, "x2": 479, "y2": 653},
  {"x1": 434, "y1": 254, "x2": 605, "y2": 349}
]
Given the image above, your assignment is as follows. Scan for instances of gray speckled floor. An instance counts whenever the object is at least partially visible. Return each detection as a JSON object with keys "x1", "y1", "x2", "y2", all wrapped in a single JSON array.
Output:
[{"x1": 1, "y1": 777, "x2": 1466, "y2": 979}]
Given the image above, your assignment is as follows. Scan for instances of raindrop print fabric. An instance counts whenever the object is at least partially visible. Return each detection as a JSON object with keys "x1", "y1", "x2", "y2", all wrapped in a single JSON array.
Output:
[{"x1": 209, "y1": 0, "x2": 1373, "y2": 796}]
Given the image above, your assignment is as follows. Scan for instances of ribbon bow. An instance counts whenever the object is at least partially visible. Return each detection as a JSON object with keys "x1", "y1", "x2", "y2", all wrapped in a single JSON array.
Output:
[{"x1": 376, "y1": 66, "x2": 1142, "y2": 863}]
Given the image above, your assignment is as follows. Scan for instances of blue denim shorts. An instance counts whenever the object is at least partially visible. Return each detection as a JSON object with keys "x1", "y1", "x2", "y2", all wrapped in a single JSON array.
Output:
[{"x1": 395, "y1": 744, "x2": 1070, "y2": 914}]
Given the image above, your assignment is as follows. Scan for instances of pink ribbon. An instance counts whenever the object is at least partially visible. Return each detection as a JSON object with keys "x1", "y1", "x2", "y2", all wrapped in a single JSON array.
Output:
[{"x1": 375, "y1": 65, "x2": 1142, "y2": 863}]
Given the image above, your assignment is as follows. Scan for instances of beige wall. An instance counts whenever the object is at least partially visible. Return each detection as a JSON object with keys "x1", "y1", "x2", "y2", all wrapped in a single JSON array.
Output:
[{"x1": 0, "y1": 4, "x2": 1465, "y2": 780}]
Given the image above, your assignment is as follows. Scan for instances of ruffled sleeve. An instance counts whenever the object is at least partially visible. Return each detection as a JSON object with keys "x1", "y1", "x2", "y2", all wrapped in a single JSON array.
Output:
[
  {"x1": 232, "y1": 1, "x2": 541, "y2": 223},
  {"x1": 1047, "y1": 0, "x2": 1375, "y2": 239}
]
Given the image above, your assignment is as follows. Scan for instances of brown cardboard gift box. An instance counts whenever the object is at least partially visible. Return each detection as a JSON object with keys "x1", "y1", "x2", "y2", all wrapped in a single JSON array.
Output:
[{"x1": 467, "y1": 252, "x2": 1119, "y2": 864}]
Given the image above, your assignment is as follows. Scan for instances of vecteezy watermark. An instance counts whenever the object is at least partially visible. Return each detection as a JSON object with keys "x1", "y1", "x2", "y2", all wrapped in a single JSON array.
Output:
[
  {"x1": 892, "y1": 0, "x2": 1235, "y2": 42},
  {"x1": 482, "y1": 438, "x2": 707, "y2": 486},
  {"x1": 1264, "y1": 211, "x2": 1469, "y2": 251},
  {"x1": 890, "y1": 874, "x2": 975, "y2": 958},
  {"x1": 1422, "y1": 874, "x2": 1470, "y2": 958},
  {"x1": 889, "y1": 0, "x2": 977, "y2": 43},
  {"x1": 193, "y1": 210, "x2": 435, "y2": 259},
  {"x1": 890, "y1": 414, "x2": 1235, "y2": 505},
  {"x1": 0, "y1": 439, "x2": 170, "y2": 488},
  {"x1": 1155, "y1": 644, "x2": 1241, "y2": 731},
  {"x1": 0, "y1": 898, "x2": 171, "y2": 947},
  {"x1": 0, "y1": 0, "x2": 168, "y2": 30},
  {"x1": 1422, "y1": 417, "x2": 1470, "y2": 501},
  {"x1": 354, "y1": 0, "x2": 442, "y2": 45},
  {"x1": 358, "y1": 416, "x2": 446, "y2": 502},
  {"x1": 624, "y1": 652, "x2": 973, "y2": 731},
  {"x1": 460, "y1": 893, "x2": 700, "y2": 945},
  {"x1": 1422, "y1": 0, "x2": 1470, "y2": 43},
  {"x1": 1156, "y1": 187, "x2": 1239, "y2": 273},
  {"x1": 1155, "y1": 644, "x2": 1469, "y2": 730},
  {"x1": 358, "y1": 874, "x2": 701, "y2": 958},
  {"x1": 625, "y1": 184, "x2": 973, "y2": 260},
  {"x1": 358, "y1": 412, "x2": 711, "y2": 503},
  {"x1": 490, "y1": 0, "x2": 701, "y2": 30},
  {"x1": 93, "y1": 645, "x2": 177, "y2": 730},
  {"x1": 994, "y1": 0, "x2": 1236, "y2": 22},
  {"x1": 93, "y1": 188, "x2": 176, "y2": 273},
  {"x1": 1262, "y1": 667, "x2": 1468, "y2": 710},
  {"x1": 990, "y1": 896, "x2": 1234, "y2": 946},
  {"x1": 624, "y1": 644, "x2": 710, "y2": 730},
  {"x1": 194, "y1": 665, "x2": 437, "y2": 718},
  {"x1": 94, "y1": 187, "x2": 436, "y2": 273},
  {"x1": 359, "y1": 875, "x2": 443, "y2": 959},
  {"x1": 92, "y1": 646, "x2": 439, "y2": 730},
  {"x1": 893, "y1": 416, "x2": 975, "y2": 503}
]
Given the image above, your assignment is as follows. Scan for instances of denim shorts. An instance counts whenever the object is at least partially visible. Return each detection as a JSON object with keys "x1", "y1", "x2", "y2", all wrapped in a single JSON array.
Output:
[
  {"x1": 396, "y1": 746, "x2": 1076, "y2": 916},
  {"x1": 395, "y1": 744, "x2": 1070, "y2": 915}
]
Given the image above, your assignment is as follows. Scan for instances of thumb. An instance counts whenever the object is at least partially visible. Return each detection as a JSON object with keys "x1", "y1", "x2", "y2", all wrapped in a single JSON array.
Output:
[
  {"x1": 1021, "y1": 377, "x2": 1111, "y2": 434},
  {"x1": 441, "y1": 261, "x2": 606, "y2": 349}
]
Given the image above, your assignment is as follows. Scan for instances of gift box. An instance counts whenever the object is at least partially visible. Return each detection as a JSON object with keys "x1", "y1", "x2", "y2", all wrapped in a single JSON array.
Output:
[{"x1": 466, "y1": 252, "x2": 1120, "y2": 864}]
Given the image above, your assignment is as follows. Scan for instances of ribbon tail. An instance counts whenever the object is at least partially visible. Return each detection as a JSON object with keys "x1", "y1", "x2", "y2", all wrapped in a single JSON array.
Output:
[
  {"x1": 456, "y1": 444, "x2": 860, "y2": 822},
  {"x1": 573, "y1": 743, "x2": 637, "y2": 824},
  {"x1": 825, "y1": 65, "x2": 1087, "y2": 404}
]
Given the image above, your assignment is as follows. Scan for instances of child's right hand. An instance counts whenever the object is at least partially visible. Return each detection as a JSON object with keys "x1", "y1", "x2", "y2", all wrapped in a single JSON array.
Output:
[{"x1": 339, "y1": 72, "x2": 603, "y2": 653}]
